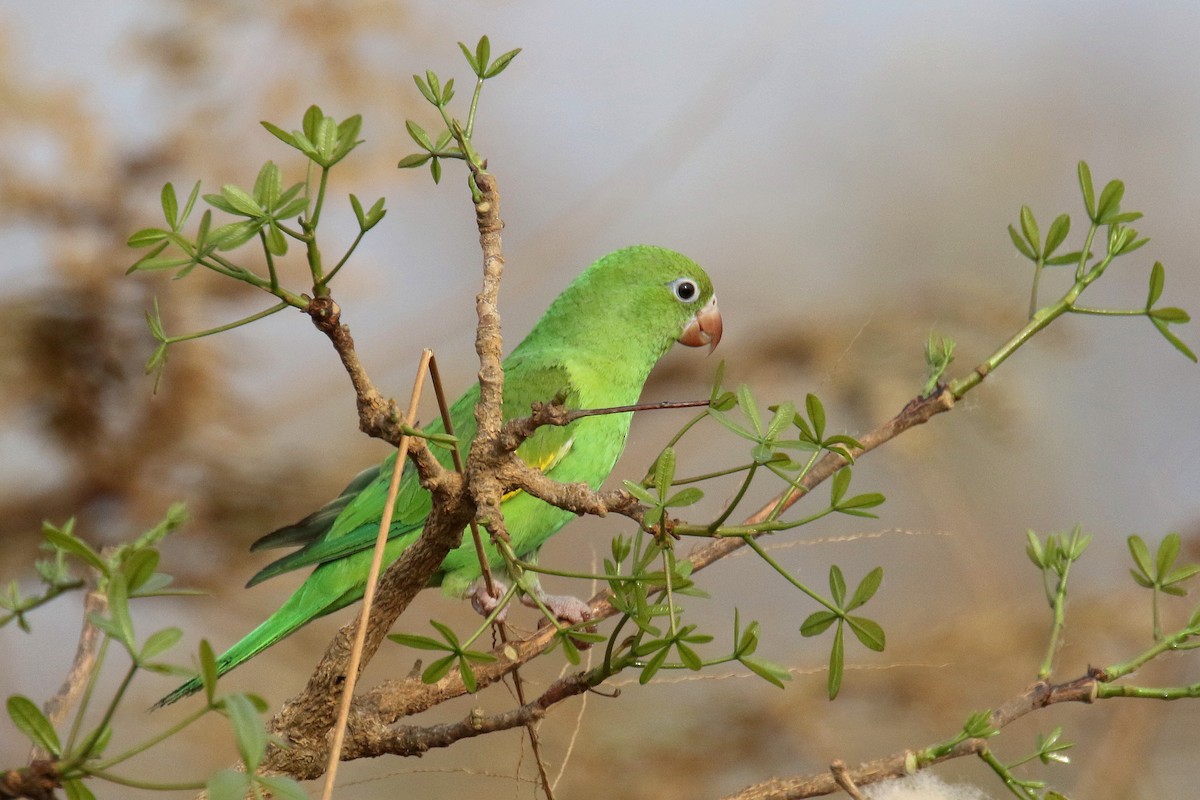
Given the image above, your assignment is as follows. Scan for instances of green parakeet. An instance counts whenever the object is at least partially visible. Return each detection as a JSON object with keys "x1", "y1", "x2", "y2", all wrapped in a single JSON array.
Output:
[{"x1": 156, "y1": 245, "x2": 721, "y2": 706}]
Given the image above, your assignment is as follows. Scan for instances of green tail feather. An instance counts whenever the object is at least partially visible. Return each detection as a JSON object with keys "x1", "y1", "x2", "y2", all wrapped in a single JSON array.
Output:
[{"x1": 154, "y1": 580, "x2": 361, "y2": 708}]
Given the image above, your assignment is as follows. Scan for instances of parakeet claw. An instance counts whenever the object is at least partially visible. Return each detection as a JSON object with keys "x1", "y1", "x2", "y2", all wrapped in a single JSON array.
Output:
[
  {"x1": 469, "y1": 580, "x2": 510, "y2": 621},
  {"x1": 527, "y1": 593, "x2": 593, "y2": 626}
]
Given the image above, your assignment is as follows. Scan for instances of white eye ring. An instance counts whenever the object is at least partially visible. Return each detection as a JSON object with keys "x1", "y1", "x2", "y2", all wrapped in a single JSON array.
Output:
[{"x1": 669, "y1": 278, "x2": 700, "y2": 304}]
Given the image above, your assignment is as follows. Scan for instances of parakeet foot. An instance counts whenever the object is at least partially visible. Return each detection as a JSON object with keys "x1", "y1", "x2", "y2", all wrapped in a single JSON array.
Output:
[
  {"x1": 469, "y1": 580, "x2": 510, "y2": 621},
  {"x1": 524, "y1": 592, "x2": 593, "y2": 626}
]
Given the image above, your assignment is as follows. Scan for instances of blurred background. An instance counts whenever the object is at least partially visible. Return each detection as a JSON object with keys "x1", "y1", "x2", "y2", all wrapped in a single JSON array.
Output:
[{"x1": 2, "y1": 2, "x2": 1199, "y2": 798}]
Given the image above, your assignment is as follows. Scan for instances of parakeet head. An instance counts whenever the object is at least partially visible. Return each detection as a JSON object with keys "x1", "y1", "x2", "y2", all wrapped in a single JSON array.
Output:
[{"x1": 520, "y1": 245, "x2": 722, "y2": 366}]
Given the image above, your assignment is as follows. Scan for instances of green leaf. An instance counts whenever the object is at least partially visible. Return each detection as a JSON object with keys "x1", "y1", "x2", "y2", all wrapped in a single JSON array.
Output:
[
  {"x1": 140, "y1": 626, "x2": 183, "y2": 662},
  {"x1": 1025, "y1": 529, "x2": 1045, "y2": 568},
  {"x1": 406, "y1": 119, "x2": 433, "y2": 152},
  {"x1": 638, "y1": 642, "x2": 672, "y2": 684},
  {"x1": 260, "y1": 120, "x2": 297, "y2": 148},
  {"x1": 654, "y1": 448, "x2": 677, "y2": 496},
  {"x1": 219, "y1": 184, "x2": 264, "y2": 217},
  {"x1": 475, "y1": 36, "x2": 491, "y2": 76},
  {"x1": 121, "y1": 548, "x2": 159, "y2": 592},
  {"x1": 199, "y1": 639, "x2": 218, "y2": 703},
  {"x1": 441, "y1": 77, "x2": 455, "y2": 104},
  {"x1": 397, "y1": 152, "x2": 432, "y2": 169},
  {"x1": 740, "y1": 655, "x2": 790, "y2": 688},
  {"x1": 430, "y1": 156, "x2": 442, "y2": 184},
  {"x1": 665, "y1": 487, "x2": 704, "y2": 508},
  {"x1": 413, "y1": 73, "x2": 437, "y2": 105},
  {"x1": 210, "y1": 220, "x2": 262, "y2": 251},
  {"x1": 458, "y1": 657, "x2": 479, "y2": 693},
  {"x1": 7, "y1": 695, "x2": 61, "y2": 756},
  {"x1": 257, "y1": 775, "x2": 309, "y2": 800},
  {"x1": 388, "y1": 632, "x2": 453, "y2": 652},
  {"x1": 313, "y1": 115, "x2": 337, "y2": 163},
  {"x1": 1078, "y1": 161, "x2": 1096, "y2": 219},
  {"x1": 458, "y1": 41, "x2": 481, "y2": 75},
  {"x1": 847, "y1": 615, "x2": 886, "y2": 651},
  {"x1": 1151, "y1": 318, "x2": 1198, "y2": 362},
  {"x1": 161, "y1": 182, "x2": 179, "y2": 228},
  {"x1": 1008, "y1": 224, "x2": 1037, "y2": 260},
  {"x1": 334, "y1": 114, "x2": 363, "y2": 161},
  {"x1": 801, "y1": 394, "x2": 824, "y2": 441},
  {"x1": 63, "y1": 779, "x2": 97, "y2": 800},
  {"x1": 622, "y1": 480, "x2": 657, "y2": 505},
  {"x1": 223, "y1": 693, "x2": 267, "y2": 771},
  {"x1": 484, "y1": 47, "x2": 522, "y2": 79},
  {"x1": 1043, "y1": 213, "x2": 1070, "y2": 258},
  {"x1": 1095, "y1": 179, "x2": 1125, "y2": 224},
  {"x1": 738, "y1": 384, "x2": 762, "y2": 434},
  {"x1": 43, "y1": 524, "x2": 107, "y2": 573},
  {"x1": 126, "y1": 226, "x2": 170, "y2": 248},
  {"x1": 1149, "y1": 307, "x2": 1190, "y2": 324},
  {"x1": 800, "y1": 610, "x2": 838, "y2": 637},
  {"x1": 252, "y1": 161, "x2": 281, "y2": 209},
  {"x1": 835, "y1": 492, "x2": 886, "y2": 517},
  {"x1": 829, "y1": 564, "x2": 846, "y2": 604},
  {"x1": 827, "y1": 624, "x2": 844, "y2": 700},
  {"x1": 1045, "y1": 250, "x2": 1086, "y2": 266},
  {"x1": 207, "y1": 769, "x2": 251, "y2": 800},
  {"x1": 263, "y1": 220, "x2": 288, "y2": 256},
  {"x1": 848, "y1": 567, "x2": 883, "y2": 610},
  {"x1": 1157, "y1": 533, "x2": 1181, "y2": 577},
  {"x1": 106, "y1": 572, "x2": 134, "y2": 650},
  {"x1": 829, "y1": 467, "x2": 851, "y2": 505},
  {"x1": 1128, "y1": 535, "x2": 1153, "y2": 579},
  {"x1": 1019, "y1": 205, "x2": 1040, "y2": 254},
  {"x1": 1147, "y1": 261, "x2": 1165, "y2": 308}
]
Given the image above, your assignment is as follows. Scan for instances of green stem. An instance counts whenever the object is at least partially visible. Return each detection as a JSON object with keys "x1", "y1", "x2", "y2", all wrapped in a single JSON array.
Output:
[
  {"x1": 676, "y1": 505, "x2": 835, "y2": 538},
  {"x1": 60, "y1": 661, "x2": 137, "y2": 771},
  {"x1": 1103, "y1": 624, "x2": 1200, "y2": 680},
  {"x1": 1038, "y1": 562, "x2": 1070, "y2": 681},
  {"x1": 662, "y1": 549, "x2": 678, "y2": 637},
  {"x1": 706, "y1": 463, "x2": 758, "y2": 533},
  {"x1": 1075, "y1": 222, "x2": 1099, "y2": 281},
  {"x1": 0, "y1": 580, "x2": 85, "y2": 627},
  {"x1": 763, "y1": 452, "x2": 821, "y2": 521},
  {"x1": 1028, "y1": 255, "x2": 1045, "y2": 320},
  {"x1": 64, "y1": 635, "x2": 110, "y2": 754},
  {"x1": 744, "y1": 537, "x2": 837, "y2": 613},
  {"x1": 73, "y1": 768, "x2": 205, "y2": 792},
  {"x1": 90, "y1": 704, "x2": 210, "y2": 770},
  {"x1": 460, "y1": 582, "x2": 519, "y2": 650},
  {"x1": 466, "y1": 77, "x2": 484, "y2": 139},
  {"x1": 669, "y1": 463, "x2": 754, "y2": 486},
  {"x1": 1069, "y1": 305, "x2": 1145, "y2": 316},
  {"x1": 977, "y1": 747, "x2": 1039, "y2": 799},
  {"x1": 318, "y1": 228, "x2": 367, "y2": 288},
  {"x1": 165, "y1": 303, "x2": 291, "y2": 345},
  {"x1": 1095, "y1": 680, "x2": 1200, "y2": 700},
  {"x1": 307, "y1": 166, "x2": 330, "y2": 233},
  {"x1": 260, "y1": 230, "x2": 279, "y2": 291}
]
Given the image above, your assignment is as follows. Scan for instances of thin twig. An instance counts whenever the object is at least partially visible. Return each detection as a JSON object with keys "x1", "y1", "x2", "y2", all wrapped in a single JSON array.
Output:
[{"x1": 320, "y1": 349, "x2": 431, "y2": 800}]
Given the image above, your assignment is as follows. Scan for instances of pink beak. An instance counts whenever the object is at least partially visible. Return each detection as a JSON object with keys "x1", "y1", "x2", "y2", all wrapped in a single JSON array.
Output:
[{"x1": 679, "y1": 296, "x2": 723, "y2": 353}]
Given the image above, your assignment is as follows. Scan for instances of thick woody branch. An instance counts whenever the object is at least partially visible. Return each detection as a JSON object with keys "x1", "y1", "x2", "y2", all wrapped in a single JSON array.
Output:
[
  {"x1": 465, "y1": 168, "x2": 509, "y2": 537},
  {"x1": 307, "y1": 295, "x2": 410, "y2": 450},
  {"x1": 262, "y1": 469, "x2": 474, "y2": 779},
  {"x1": 336, "y1": 669, "x2": 598, "y2": 760}
]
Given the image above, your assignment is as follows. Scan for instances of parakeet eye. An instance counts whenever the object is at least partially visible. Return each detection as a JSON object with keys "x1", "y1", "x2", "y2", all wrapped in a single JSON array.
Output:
[{"x1": 669, "y1": 278, "x2": 700, "y2": 303}]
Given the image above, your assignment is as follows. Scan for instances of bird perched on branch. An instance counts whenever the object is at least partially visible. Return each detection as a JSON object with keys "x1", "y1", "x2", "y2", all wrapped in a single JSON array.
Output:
[{"x1": 157, "y1": 245, "x2": 721, "y2": 706}]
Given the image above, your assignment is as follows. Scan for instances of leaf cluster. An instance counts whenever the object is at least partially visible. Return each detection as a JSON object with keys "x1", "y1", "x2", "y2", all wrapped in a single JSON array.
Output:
[{"x1": 3, "y1": 510, "x2": 304, "y2": 800}]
